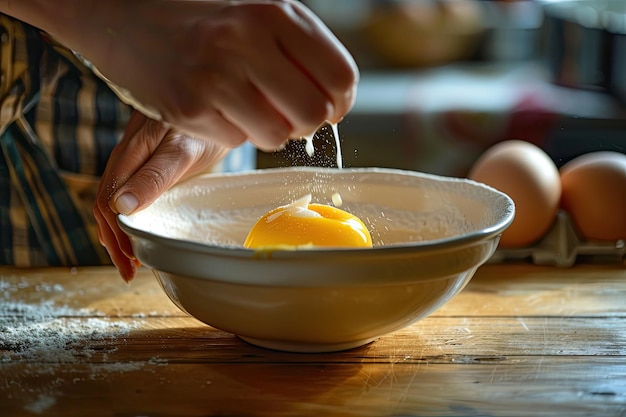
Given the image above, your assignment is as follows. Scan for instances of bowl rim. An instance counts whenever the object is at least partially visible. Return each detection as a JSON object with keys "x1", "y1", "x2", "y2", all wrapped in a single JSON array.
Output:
[{"x1": 117, "y1": 166, "x2": 515, "y2": 261}]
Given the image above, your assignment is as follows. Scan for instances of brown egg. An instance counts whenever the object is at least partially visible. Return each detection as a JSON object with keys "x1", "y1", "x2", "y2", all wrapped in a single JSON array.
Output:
[
  {"x1": 560, "y1": 151, "x2": 626, "y2": 241},
  {"x1": 468, "y1": 140, "x2": 561, "y2": 248}
]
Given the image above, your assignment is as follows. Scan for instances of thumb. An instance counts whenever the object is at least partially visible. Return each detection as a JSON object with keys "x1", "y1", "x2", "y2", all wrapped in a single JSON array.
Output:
[{"x1": 112, "y1": 134, "x2": 205, "y2": 215}]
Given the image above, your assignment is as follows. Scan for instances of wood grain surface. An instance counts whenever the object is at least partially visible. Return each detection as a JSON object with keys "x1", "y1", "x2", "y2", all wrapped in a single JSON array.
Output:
[{"x1": 1, "y1": 264, "x2": 625, "y2": 417}]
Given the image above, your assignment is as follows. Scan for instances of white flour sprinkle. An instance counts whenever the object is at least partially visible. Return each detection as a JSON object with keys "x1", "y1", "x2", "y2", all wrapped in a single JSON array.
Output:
[
  {"x1": 0, "y1": 275, "x2": 141, "y2": 363},
  {"x1": 0, "y1": 275, "x2": 166, "y2": 414},
  {"x1": 1, "y1": 313, "x2": 136, "y2": 363},
  {"x1": 23, "y1": 395, "x2": 56, "y2": 414}
]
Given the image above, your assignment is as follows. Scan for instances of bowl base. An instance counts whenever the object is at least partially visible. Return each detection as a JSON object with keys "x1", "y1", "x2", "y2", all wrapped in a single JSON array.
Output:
[{"x1": 238, "y1": 335, "x2": 378, "y2": 353}]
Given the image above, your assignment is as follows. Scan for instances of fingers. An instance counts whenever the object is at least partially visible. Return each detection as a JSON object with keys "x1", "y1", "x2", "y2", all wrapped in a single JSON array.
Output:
[
  {"x1": 280, "y1": 0, "x2": 360, "y2": 124},
  {"x1": 160, "y1": 99, "x2": 249, "y2": 150},
  {"x1": 91, "y1": 0, "x2": 361, "y2": 281},
  {"x1": 241, "y1": 0, "x2": 358, "y2": 141},
  {"x1": 94, "y1": 113, "x2": 151, "y2": 281},
  {"x1": 111, "y1": 134, "x2": 213, "y2": 215},
  {"x1": 203, "y1": 70, "x2": 293, "y2": 152},
  {"x1": 96, "y1": 112, "x2": 152, "y2": 252},
  {"x1": 228, "y1": 0, "x2": 358, "y2": 142},
  {"x1": 71, "y1": 0, "x2": 358, "y2": 153},
  {"x1": 94, "y1": 112, "x2": 229, "y2": 282},
  {"x1": 94, "y1": 207, "x2": 138, "y2": 282},
  {"x1": 158, "y1": 0, "x2": 359, "y2": 150},
  {"x1": 246, "y1": 46, "x2": 335, "y2": 141}
]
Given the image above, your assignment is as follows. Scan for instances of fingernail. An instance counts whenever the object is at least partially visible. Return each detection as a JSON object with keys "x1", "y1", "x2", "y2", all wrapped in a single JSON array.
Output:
[{"x1": 115, "y1": 193, "x2": 139, "y2": 215}]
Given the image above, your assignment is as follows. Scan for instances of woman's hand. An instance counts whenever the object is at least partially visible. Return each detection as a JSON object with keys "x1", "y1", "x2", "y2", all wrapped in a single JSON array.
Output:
[
  {"x1": 5, "y1": 0, "x2": 361, "y2": 280},
  {"x1": 8, "y1": 0, "x2": 359, "y2": 151},
  {"x1": 94, "y1": 111, "x2": 230, "y2": 282}
]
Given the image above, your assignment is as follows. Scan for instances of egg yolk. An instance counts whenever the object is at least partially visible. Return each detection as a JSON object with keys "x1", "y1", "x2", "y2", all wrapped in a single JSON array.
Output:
[{"x1": 244, "y1": 195, "x2": 372, "y2": 250}]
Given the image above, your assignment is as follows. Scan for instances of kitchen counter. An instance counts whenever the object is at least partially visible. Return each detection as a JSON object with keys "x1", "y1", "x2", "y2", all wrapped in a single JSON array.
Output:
[{"x1": 1, "y1": 263, "x2": 625, "y2": 416}]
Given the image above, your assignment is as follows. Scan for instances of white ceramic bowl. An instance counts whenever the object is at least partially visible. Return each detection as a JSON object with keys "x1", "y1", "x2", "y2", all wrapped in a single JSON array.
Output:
[{"x1": 118, "y1": 167, "x2": 514, "y2": 353}]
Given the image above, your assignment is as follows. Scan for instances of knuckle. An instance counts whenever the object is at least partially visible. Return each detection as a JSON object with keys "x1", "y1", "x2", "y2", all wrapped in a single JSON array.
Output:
[
  {"x1": 239, "y1": 1, "x2": 286, "y2": 22},
  {"x1": 162, "y1": 93, "x2": 205, "y2": 123},
  {"x1": 132, "y1": 167, "x2": 169, "y2": 198},
  {"x1": 270, "y1": 122, "x2": 292, "y2": 141},
  {"x1": 333, "y1": 65, "x2": 359, "y2": 94},
  {"x1": 257, "y1": 123, "x2": 291, "y2": 148},
  {"x1": 300, "y1": 98, "x2": 331, "y2": 128},
  {"x1": 167, "y1": 136, "x2": 200, "y2": 163}
]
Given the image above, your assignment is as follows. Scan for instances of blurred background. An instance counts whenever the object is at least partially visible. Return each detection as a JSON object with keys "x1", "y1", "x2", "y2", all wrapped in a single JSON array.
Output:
[{"x1": 258, "y1": 0, "x2": 626, "y2": 178}]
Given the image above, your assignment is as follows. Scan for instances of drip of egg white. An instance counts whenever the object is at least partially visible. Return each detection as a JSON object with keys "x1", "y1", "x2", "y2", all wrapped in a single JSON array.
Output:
[
  {"x1": 302, "y1": 122, "x2": 343, "y2": 169},
  {"x1": 301, "y1": 123, "x2": 344, "y2": 208},
  {"x1": 304, "y1": 132, "x2": 315, "y2": 158},
  {"x1": 331, "y1": 123, "x2": 343, "y2": 169}
]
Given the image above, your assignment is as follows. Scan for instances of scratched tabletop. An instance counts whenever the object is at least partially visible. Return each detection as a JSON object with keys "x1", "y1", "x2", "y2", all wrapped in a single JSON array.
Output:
[{"x1": 1, "y1": 263, "x2": 625, "y2": 417}]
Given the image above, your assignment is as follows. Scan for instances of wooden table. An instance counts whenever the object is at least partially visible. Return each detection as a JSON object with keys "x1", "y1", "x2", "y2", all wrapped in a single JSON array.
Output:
[{"x1": 1, "y1": 263, "x2": 625, "y2": 417}]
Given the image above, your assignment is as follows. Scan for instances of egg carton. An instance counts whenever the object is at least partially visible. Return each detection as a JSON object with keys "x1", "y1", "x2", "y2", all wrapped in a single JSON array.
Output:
[{"x1": 489, "y1": 210, "x2": 626, "y2": 267}]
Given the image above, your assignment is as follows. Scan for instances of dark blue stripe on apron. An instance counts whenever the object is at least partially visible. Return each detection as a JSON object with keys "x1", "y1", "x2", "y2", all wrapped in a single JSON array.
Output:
[
  {"x1": 52, "y1": 71, "x2": 81, "y2": 173},
  {"x1": 0, "y1": 146, "x2": 13, "y2": 264},
  {"x1": 0, "y1": 126, "x2": 62, "y2": 265},
  {"x1": 94, "y1": 80, "x2": 126, "y2": 175}
]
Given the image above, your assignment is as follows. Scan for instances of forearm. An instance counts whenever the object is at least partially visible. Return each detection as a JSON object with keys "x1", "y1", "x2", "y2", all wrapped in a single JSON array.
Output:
[
  {"x1": 1, "y1": 0, "x2": 84, "y2": 34},
  {"x1": 0, "y1": 0, "x2": 115, "y2": 55}
]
